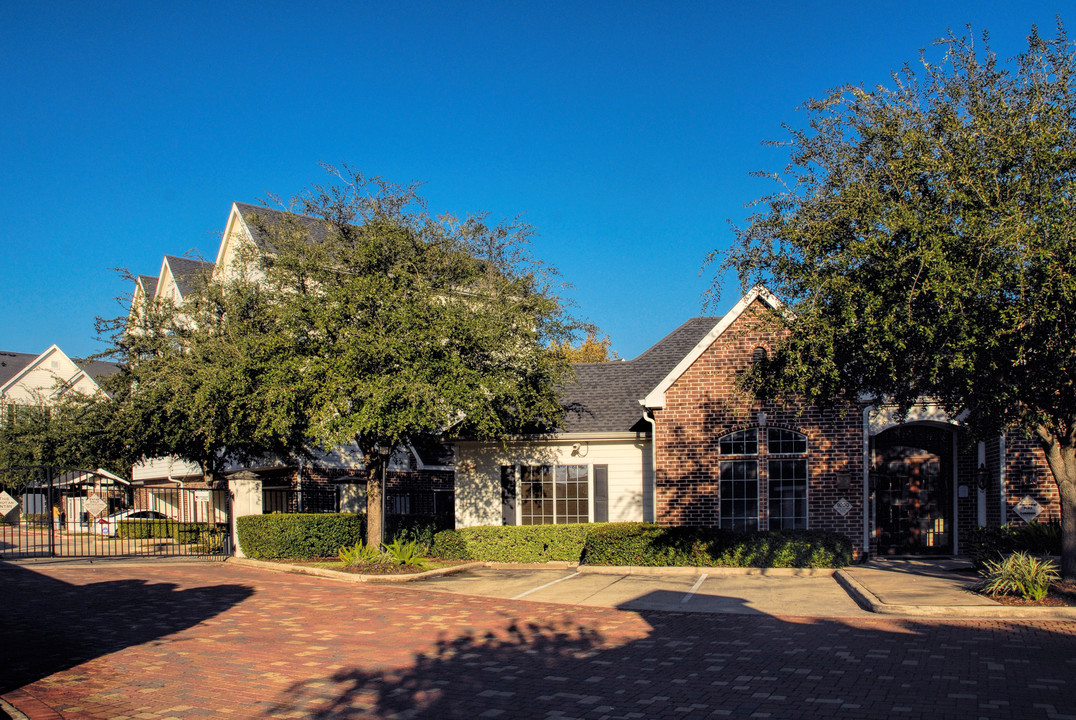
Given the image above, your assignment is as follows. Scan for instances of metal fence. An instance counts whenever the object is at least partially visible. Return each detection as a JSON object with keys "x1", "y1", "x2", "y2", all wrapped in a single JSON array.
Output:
[{"x1": 0, "y1": 466, "x2": 230, "y2": 559}]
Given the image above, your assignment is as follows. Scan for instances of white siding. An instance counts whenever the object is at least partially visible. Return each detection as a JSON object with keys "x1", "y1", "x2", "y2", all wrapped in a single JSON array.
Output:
[
  {"x1": 132, "y1": 455, "x2": 203, "y2": 482},
  {"x1": 454, "y1": 435, "x2": 652, "y2": 528}
]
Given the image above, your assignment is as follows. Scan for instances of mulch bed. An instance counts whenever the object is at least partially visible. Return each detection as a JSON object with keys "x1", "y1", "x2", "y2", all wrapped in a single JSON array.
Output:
[
  {"x1": 265, "y1": 558, "x2": 467, "y2": 575},
  {"x1": 976, "y1": 580, "x2": 1076, "y2": 607}
]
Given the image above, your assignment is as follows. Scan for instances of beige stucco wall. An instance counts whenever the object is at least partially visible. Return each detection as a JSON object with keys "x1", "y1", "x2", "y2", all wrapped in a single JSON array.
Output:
[{"x1": 453, "y1": 434, "x2": 653, "y2": 528}]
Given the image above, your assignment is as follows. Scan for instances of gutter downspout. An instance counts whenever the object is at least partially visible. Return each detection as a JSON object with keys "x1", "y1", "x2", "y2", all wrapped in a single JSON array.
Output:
[
  {"x1": 862, "y1": 406, "x2": 872, "y2": 560},
  {"x1": 642, "y1": 408, "x2": 658, "y2": 524}
]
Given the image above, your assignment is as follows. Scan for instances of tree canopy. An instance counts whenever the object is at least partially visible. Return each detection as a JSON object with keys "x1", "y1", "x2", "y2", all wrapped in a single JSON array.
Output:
[
  {"x1": 101, "y1": 166, "x2": 578, "y2": 545},
  {"x1": 714, "y1": 23, "x2": 1076, "y2": 578}
]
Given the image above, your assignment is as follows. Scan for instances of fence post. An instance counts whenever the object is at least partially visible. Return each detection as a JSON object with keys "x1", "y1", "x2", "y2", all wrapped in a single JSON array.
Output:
[{"x1": 228, "y1": 474, "x2": 262, "y2": 558}]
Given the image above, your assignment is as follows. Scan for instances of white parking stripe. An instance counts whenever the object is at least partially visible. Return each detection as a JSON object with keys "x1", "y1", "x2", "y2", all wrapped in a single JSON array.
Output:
[
  {"x1": 511, "y1": 571, "x2": 581, "y2": 599},
  {"x1": 682, "y1": 573, "x2": 708, "y2": 604}
]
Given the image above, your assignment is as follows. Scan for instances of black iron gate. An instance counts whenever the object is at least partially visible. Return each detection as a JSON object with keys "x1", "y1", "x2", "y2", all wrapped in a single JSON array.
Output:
[{"x1": 0, "y1": 466, "x2": 231, "y2": 559}]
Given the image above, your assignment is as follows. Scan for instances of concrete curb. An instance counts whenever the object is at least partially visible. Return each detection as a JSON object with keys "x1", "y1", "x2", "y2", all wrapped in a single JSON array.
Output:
[
  {"x1": 226, "y1": 556, "x2": 484, "y2": 583},
  {"x1": 479, "y1": 562, "x2": 835, "y2": 576},
  {"x1": 577, "y1": 565, "x2": 835, "y2": 577},
  {"x1": 834, "y1": 569, "x2": 1076, "y2": 619}
]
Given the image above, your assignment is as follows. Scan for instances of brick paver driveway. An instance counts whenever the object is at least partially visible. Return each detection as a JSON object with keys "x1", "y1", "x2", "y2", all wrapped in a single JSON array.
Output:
[{"x1": 2, "y1": 561, "x2": 1075, "y2": 720}]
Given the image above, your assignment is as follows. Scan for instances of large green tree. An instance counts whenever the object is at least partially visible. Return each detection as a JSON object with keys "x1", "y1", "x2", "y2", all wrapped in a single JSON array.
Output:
[
  {"x1": 716, "y1": 24, "x2": 1076, "y2": 578},
  {"x1": 245, "y1": 167, "x2": 577, "y2": 545},
  {"x1": 103, "y1": 167, "x2": 576, "y2": 547},
  {"x1": 96, "y1": 262, "x2": 314, "y2": 487}
]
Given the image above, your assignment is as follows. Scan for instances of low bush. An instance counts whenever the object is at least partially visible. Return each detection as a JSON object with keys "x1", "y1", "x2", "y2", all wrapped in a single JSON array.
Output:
[
  {"x1": 338, "y1": 540, "x2": 384, "y2": 566},
  {"x1": 966, "y1": 522, "x2": 1061, "y2": 571},
  {"x1": 237, "y1": 513, "x2": 366, "y2": 559},
  {"x1": 117, "y1": 519, "x2": 175, "y2": 539},
  {"x1": 386, "y1": 514, "x2": 446, "y2": 553},
  {"x1": 194, "y1": 527, "x2": 226, "y2": 554},
  {"x1": 460, "y1": 524, "x2": 594, "y2": 563},
  {"x1": 429, "y1": 529, "x2": 470, "y2": 560},
  {"x1": 383, "y1": 538, "x2": 423, "y2": 565},
  {"x1": 978, "y1": 551, "x2": 1060, "y2": 601},
  {"x1": 583, "y1": 523, "x2": 853, "y2": 568}
]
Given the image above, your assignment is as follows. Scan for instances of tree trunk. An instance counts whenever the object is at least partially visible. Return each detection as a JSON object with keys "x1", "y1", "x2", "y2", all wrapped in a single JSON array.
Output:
[
  {"x1": 366, "y1": 460, "x2": 383, "y2": 549},
  {"x1": 1038, "y1": 435, "x2": 1076, "y2": 582}
]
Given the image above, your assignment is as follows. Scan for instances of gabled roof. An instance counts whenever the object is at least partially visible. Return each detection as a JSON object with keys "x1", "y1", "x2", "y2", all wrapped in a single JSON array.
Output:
[
  {"x1": 74, "y1": 357, "x2": 121, "y2": 383},
  {"x1": 0, "y1": 351, "x2": 39, "y2": 388},
  {"x1": 0, "y1": 345, "x2": 120, "y2": 399},
  {"x1": 643, "y1": 286, "x2": 783, "y2": 409},
  {"x1": 560, "y1": 317, "x2": 722, "y2": 433},
  {"x1": 136, "y1": 274, "x2": 159, "y2": 298},
  {"x1": 162, "y1": 255, "x2": 214, "y2": 298}
]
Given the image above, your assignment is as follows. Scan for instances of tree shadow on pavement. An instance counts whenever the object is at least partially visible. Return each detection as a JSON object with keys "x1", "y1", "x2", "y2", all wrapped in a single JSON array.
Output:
[
  {"x1": 263, "y1": 590, "x2": 1076, "y2": 720},
  {"x1": 0, "y1": 562, "x2": 253, "y2": 694}
]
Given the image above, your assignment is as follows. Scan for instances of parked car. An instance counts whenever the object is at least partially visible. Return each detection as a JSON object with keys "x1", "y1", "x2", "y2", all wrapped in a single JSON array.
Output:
[{"x1": 95, "y1": 509, "x2": 169, "y2": 537}]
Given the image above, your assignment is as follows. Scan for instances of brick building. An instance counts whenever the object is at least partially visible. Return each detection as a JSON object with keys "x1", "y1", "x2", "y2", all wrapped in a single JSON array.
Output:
[{"x1": 456, "y1": 286, "x2": 1060, "y2": 558}]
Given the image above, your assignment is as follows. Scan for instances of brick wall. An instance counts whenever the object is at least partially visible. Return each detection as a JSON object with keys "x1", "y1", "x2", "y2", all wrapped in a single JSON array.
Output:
[
  {"x1": 1004, "y1": 433, "x2": 1062, "y2": 525},
  {"x1": 651, "y1": 299, "x2": 867, "y2": 555}
]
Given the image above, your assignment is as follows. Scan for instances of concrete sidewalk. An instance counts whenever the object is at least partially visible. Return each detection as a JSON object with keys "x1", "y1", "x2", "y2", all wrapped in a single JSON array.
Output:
[{"x1": 838, "y1": 558, "x2": 1076, "y2": 619}]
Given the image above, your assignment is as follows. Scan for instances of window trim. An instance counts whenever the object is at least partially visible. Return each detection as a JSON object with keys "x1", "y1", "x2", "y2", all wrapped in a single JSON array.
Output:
[{"x1": 504, "y1": 463, "x2": 601, "y2": 525}]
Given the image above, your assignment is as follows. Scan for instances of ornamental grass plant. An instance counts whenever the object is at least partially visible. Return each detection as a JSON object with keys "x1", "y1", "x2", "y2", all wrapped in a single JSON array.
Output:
[{"x1": 977, "y1": 551, "x2": 1060, "y2": 602}]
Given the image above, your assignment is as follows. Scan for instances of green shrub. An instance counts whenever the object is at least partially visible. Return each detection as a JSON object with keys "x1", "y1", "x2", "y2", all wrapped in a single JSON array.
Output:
[
  {"x1": 174, "y1": 522, "x2": 224, "y2": 544},
  {"x1": 455, "y1": 524, "x2": 594, "y2": 563},
  {"x1": 386, "y1": 514, "x2": 445, "y2": 553},
  {"x1": 978, "y1": 551, "x2": 1060, "y2": 601},
  {"x1": 582, "y1": 523, "x2": 853, "y2": 568},
  {"x1": 430, "y1": 529, "x2": 471, "y2": 560},
  {"x1": 117, "y1": 519, "x2": 175, "y2": 539},
  {"x1": 966, "y1": 522, "x2": 1061, "y2": 571},
  {"x1": 194, "y1": 527, "x2": 226, "y2": 554},
  {"x1": 237, "y1": 513, "x2": 366, "y2": 559},
  {"x1": 338, "y1": 540, "x2": 384, "y2": 566},
  {"x1": 383, "y1": 538, "x2": 422, "y2": 565}
]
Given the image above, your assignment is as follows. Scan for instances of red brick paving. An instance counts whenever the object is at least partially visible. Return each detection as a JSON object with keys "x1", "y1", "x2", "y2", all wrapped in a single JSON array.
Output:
[{"x1": 1, "y1": 561, "x2": 1075, "y2": 719}]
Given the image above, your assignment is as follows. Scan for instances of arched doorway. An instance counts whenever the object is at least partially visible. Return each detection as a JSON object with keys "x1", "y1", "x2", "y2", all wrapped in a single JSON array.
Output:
[{"x1": 872, "y1": 424, "x2": 954, "y2": 554}]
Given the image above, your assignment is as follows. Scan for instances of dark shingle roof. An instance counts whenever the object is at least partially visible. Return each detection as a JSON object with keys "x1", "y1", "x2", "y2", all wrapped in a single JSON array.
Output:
[
  {"x1": 164, "y1": 255, "x2": 215, "y2": 297},
  {"x1": 560, "y1": 317, "x2": 721, "y2": 433},
  {"x1": 137, "y1": 274, "x2": 159, "y2": 298},
  {"x1": 0, "y1": 351, "x2": 39, "y2": 387},
  {"x1": 74, "y1": 358, "x2": 121, "y2": 383},
  {"x1": 234, "y1": 202, "x2": 332, "y2": 252}
]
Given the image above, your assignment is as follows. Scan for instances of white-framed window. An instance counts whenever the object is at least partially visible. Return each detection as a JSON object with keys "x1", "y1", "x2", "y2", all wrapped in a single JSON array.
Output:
[
  {"x1": 501, "y1": 464, "x2": 607, "y2": 525},
  {"x1": 766, "y1": 428, "x2": 808, "y2": 530},
  {"x1": 717, "y1": 427, "x2": 810, "y2": 531}
]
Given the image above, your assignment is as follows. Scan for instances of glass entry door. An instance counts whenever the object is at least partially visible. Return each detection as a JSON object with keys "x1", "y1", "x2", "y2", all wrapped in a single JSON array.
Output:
[{"x1": 872, "y1": 425, "x2": 954, "y2": 554}]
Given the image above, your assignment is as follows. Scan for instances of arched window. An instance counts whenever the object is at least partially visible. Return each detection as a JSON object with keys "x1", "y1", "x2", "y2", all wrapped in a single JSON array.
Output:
[
  {"x1": 717, "y1": 429, "x2": 759, "y2": 531},
  {"x1": 766, "y1": 428, "x2": 808, "y2": 529}
]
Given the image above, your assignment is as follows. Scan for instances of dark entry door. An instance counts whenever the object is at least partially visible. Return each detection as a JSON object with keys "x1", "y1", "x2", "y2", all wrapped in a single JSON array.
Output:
[{"x1": 873, "y1": 425, "x2": 954, "y2": 554}]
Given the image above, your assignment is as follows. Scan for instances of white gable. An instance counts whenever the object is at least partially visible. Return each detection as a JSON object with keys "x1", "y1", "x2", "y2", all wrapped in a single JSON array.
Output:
[{"x1": 0, "y1": 345, "x2": 102, "y2": 403}]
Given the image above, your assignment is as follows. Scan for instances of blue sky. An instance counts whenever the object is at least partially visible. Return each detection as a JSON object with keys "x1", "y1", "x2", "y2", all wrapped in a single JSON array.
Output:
[{"x1": 1, "y1": 1, "x2": 1067, "y2": 360}]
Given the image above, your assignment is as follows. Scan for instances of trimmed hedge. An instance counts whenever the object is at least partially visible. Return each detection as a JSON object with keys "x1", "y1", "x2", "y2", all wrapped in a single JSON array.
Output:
[
  {"x1": 582, "y1": 523, "x2": 854, "y2": 568},
  {"x1": 429, "y1": 523, "x2": 852, "y2": 567},
  {"x1": 430, "y1": 524, "x2": 593, "y2": 563},
  {"x1": 117, "y1": 519, "x2": 175, "y2": 539},
  {"x1": 386, "y1": 514, "x2": 451, "y2": 552},
  {"x1": 117, "y1": 519, "x2": 228, "y2": 544},
  {"x1": 237, "y1": 513, "x2": 366, "y2": 559},
  {"x1": 966, "y1": 522, "x2": 1061, "y2": 571}
]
